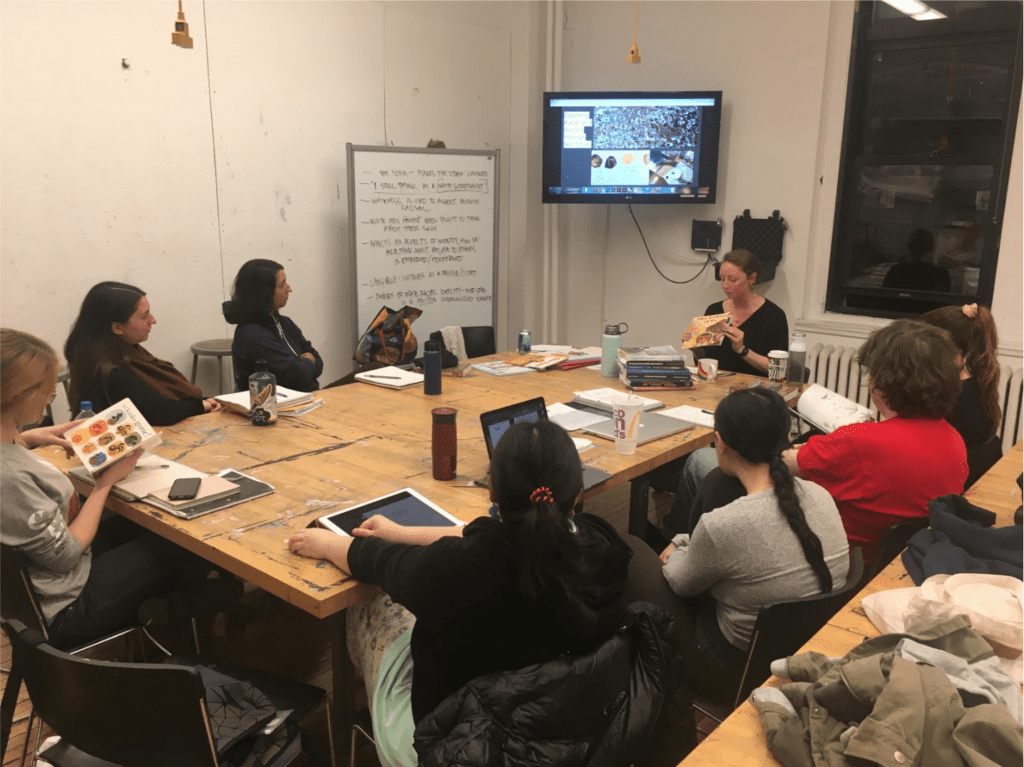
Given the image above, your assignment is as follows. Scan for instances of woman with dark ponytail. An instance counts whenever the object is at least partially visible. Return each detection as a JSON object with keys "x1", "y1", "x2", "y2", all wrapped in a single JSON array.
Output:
[
  {"x1": 661, "y1": 388, "x2": 849, "y2": 700},
  {"x1": 921, "y1": 303, "x2": 1003, "y2": 488},
  {"x1": 287, "y1": 421, "x2": 632, "y2": 766}
]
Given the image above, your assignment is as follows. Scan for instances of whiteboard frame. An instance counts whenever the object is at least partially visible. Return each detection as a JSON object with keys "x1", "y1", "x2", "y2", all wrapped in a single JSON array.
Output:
[{"x1": 347, "y1": 144, "x2": 500, "y2": 357}]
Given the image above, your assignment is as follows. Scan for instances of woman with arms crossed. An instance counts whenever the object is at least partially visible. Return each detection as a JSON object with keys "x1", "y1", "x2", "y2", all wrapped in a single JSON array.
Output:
[
  {"x1": 1, "y1": 329, "x2": 212, "y2": 649},
  {"x1": 223, "y1": 259, "x2": 323, "y2": 392},
  {"x1": 65, "y1": 282, "x2": 220, "y2": 426},
  {"x1": 288, "y1": 421, "x2": 634, "y2": 766},
  {"x1": 784, "y1": 320, "x2": 968, "y2": 565},
  {"x1": 660, "y1": 388, "x2": 849, "y2": 703}
]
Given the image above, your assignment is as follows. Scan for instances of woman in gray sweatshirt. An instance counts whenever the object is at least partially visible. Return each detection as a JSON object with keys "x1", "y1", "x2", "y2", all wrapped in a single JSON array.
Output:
[{"x1": 661, "y1": 388, "x2": 849, "y2": 702}]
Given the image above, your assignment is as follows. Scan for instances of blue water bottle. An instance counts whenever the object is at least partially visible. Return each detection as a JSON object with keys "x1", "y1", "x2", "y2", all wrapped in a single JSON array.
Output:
[
  {"x1": 601, "y1": 323, "x2": 628, "y2": 377},
  {"x1": 423, "y1": 340, "x2": 442, "y2": 395}
]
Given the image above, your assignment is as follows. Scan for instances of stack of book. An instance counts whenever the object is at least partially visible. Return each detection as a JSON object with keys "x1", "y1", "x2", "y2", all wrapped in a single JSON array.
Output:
[{"x1": 617, "y1": 346, "x2": 694, "y2": 391}]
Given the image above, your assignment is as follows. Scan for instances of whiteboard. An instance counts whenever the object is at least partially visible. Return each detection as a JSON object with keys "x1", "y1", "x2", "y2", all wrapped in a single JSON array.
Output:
[{"x1": 347, "y1": 145, "x2": 499, "y2": 352}]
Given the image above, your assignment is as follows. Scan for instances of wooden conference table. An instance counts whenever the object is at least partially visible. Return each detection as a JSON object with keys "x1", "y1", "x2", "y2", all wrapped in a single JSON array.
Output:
[
  {"x1": 43, "y1": 356, "x2": 771, "y2": 759},
  {"x1": 680, "y1": 440, "x2": 1024, "y2": 767}
]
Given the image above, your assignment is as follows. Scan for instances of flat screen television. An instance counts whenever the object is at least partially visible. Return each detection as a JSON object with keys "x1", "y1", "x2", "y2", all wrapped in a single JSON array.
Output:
[{"x1": 542, "y1": 90, "x2": 722, "y2": 204}]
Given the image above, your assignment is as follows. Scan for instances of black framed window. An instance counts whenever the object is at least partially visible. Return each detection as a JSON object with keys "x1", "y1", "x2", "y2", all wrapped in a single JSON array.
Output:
[{"x1": 826, "y1": 1, "x2": 1022, "y2": 317}]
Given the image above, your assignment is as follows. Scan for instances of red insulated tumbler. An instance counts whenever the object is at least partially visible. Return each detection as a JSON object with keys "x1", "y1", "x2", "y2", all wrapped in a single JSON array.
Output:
[{"x1": 431, "y1": 407, "x2": 457, "y2": 481}]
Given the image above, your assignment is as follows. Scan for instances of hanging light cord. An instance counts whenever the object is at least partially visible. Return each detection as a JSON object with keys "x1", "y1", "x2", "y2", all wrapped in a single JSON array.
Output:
[{"x1": 632, "y1": 0, "x2": 639, "y2": 52}]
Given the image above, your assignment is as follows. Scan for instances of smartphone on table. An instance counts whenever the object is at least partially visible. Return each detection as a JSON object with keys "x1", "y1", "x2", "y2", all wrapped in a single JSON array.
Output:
[{"x1": 168, "y1": 477, "x2": 203, "y2": 501}]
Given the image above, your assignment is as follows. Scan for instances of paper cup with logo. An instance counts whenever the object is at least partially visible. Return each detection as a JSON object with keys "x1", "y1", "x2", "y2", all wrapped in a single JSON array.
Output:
[
  {"x1": 612, "y1": 396, "x2": 643, "y2": 455},
  {"x1": 767, "y1": 350, "x2": 789, "y2": 383},
  {"x1": 697, "y1": 358, "x2": 719, "y2": 382}
]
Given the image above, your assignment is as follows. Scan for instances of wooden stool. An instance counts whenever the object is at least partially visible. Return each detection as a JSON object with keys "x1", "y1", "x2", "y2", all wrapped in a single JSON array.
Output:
[{"x1": 189, "y1": 339, "x2": 234, "y2": 394}]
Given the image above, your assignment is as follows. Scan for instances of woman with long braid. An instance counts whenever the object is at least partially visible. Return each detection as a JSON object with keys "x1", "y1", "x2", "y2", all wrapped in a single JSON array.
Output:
[{"x1": 660, "y1": 388, "x2": 849, "y2": 701}]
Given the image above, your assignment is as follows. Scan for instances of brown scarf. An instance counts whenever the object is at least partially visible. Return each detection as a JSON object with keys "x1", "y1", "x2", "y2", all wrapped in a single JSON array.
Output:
[{"x1": 128, "y1": 346, "x2": 204, "y2": 400}]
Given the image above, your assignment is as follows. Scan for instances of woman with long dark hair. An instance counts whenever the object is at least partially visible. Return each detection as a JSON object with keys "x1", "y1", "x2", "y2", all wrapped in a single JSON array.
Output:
[
  {"x1": 287, "y1": 421, "x2": 633, "y2": 766},
  {"x1": 661, "y1": 388, "x2": 849, "y2": 700},
  {"x1": 921, "y1": 303, "x2": 1003, "y2": 487},
  {"x1": 222, "y1": 259, "x2": 323, "y2": 391},
  {"x1": 65, "y1": 282, "x2": 220, "y2": 426}
]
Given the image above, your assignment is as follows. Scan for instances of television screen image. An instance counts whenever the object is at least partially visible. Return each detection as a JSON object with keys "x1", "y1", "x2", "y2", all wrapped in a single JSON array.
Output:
[{"x1": 543, "y1": 91, "x2": 722, "y2": 204}]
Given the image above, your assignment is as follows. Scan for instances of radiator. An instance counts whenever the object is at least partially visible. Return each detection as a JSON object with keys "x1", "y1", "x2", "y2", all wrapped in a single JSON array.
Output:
[{"x1": 806, "y1": 343, "x2": 1024, "y2": 453}]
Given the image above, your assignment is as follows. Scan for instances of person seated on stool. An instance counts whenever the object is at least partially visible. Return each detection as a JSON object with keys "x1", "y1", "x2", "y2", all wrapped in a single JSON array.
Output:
[
  {"x1": 659, "y1": 388, "x2": 850, "y2": 703},
  {"x1": 656, "y1": 249, "x2": 791, "y2": 538},
  {"x1": 288, "y1": 421, "x2": 635, "y2": 767},
  {"x1": 0, "y1": 329, "x2": 232, "y2": 649},
  {"x1": 223, "y1": 259, "x2": 323, "y2": 392},
  {"x1": 783, "y1": 319, "x2": 968, "y2": 565},
  {"x1": 65, "y1": 282, "x2": 221, "y2": 426},
  {"x1": 921, "y1": 303, "x2": 1004, "y2": 489}
]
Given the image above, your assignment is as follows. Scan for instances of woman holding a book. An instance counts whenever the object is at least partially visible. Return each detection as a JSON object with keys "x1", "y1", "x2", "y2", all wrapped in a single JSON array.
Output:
[
  {"x1": 689, "y1": 249, "x2": 789, "y2": 378},
  {"x1": 223, "y1": 259, "x2": 323, "y2": 392},
  {"x1": 921, "y1": 304, "x2": 1003, "y2": 488},
  {"x1": 0, "y1": 329, "x2": 220, "y2": 649},
  {"x1": 784, "y1": 320, "x2": 968, "y2": 564},
  {"x1": 65, "y1": 282, "x2": 221, "y2": 426},
  {"x1": 287, "y1": 421, "x2": 679, "y2": 766},
  {"x1": 659, "y1": 387, "x2": 850, "y2": 704}
]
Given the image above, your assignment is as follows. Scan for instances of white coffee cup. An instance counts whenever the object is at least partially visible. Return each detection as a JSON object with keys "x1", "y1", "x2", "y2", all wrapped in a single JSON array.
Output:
[
  {"x1": 697, "y1": 358, "x2": 719, "y2": 382},
  {"x1": 767, "y1": 350, "x2": 789, "y2": 383},
  {"x1": 612, "y1": 396, "x2": 643, "y2": 456}
]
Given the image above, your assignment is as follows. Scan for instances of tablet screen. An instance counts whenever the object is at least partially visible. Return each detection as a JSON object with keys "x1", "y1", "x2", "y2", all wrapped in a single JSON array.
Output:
[{"x1": 319, "y1": 490, "x2": 459, "y2": 535}]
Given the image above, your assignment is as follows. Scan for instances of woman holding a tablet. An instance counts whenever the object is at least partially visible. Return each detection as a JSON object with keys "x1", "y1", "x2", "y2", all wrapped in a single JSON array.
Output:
[{"x1": 287, "y1": 421, "x2": 634, "y2": 766}]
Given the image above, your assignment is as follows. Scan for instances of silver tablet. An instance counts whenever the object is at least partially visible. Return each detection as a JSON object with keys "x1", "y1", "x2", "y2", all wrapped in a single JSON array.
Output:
[{"x1": 317, "y1": 488, "x2": 464, "y2": 537}]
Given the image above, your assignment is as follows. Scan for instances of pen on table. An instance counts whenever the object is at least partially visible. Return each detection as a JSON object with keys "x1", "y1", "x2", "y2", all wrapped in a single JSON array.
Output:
[
  {"x1": 700, "y1": 409, "x2": 714, "y2": 415},
  {"x1": 363, "y1": 374, "x2": 401, "y2": 380},
  {"x1": 135, "y1": 465, "x2": 170, "y2": 470}
]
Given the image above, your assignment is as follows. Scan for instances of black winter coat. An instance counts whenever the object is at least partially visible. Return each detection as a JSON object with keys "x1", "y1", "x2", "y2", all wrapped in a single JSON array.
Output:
[{"x1": 413, "y1": 602, "x2": 688, "y2": 767}]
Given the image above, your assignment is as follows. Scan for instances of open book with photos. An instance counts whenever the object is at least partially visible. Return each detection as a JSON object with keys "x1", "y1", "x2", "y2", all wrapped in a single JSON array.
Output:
[{"x1": 67, "y1": 398, "x2": 162, "y2": 476}]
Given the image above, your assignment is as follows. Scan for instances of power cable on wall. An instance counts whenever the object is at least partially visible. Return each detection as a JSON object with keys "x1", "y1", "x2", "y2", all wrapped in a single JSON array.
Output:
[{"x1": 627, "y1": 203, "x2": 713, "y2": 285}]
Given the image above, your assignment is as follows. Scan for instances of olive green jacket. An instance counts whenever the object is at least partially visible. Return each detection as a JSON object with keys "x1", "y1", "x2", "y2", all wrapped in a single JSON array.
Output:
[{"x1": 756, "y1": 616, "x2": 1023, "y2": 767}]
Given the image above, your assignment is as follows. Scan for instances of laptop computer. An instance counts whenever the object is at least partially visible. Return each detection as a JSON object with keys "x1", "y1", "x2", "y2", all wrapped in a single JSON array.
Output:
[
  {"x1": 479, "y1": 397, "x2": 612, "y2": 491},
  {"x1": 583, "y1": 410, "x2": 695, "y2": 445}
]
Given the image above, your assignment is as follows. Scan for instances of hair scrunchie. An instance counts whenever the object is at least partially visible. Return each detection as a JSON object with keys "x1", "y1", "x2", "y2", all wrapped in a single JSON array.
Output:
[
  {"x1": 529, "y1": 486, "x2": 554, "y2": 504},
  {"x1": 962, "y1": 303, "x2": 979, "y2": 319}
]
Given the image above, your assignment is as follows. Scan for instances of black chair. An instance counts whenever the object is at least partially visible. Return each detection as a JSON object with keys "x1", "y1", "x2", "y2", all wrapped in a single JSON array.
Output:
[
  {"x1": 460, "y1": 325, "x2": 496, "y2": 358},
  {"x1": 1, "y1": 618, "x2": 336, "y2": 767},
  {"x1": 859, "y1": 516, "x2": 930, "y2": 586},
  {"x1": 0, "y1": 544, "x2": 179, "y2": 764},
  {"x1": 693, "y1": 547, "x2": 865, "y2": 724}
]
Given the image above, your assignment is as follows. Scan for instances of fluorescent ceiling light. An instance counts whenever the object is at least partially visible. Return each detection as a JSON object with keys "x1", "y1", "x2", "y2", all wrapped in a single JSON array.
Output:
[{"x1": 880, "y1": 0, "x2": 947, "y2": 21}]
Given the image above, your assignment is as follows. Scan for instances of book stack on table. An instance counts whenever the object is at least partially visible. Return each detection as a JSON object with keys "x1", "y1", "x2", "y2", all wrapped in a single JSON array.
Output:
[{"x1": 617, "y1": 346, "x2": 694, "y2": 391}]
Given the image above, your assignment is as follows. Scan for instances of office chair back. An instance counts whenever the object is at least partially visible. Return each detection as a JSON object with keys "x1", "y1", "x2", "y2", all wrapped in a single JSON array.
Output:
[
  {"x1": 3, "y1": 618, "x2": 220, "y2": 767},
  {"x1": 861, "y1": 517, "x2": 929, "y2": 586},
  {"x1": 734, "y1": 546, "x2": 865, "y2": 707},
  {"x1": 460, "y1": 326, "x2": 496, "y2": 358},
  {"x1": 0, "y1": 544, "x2": 48, "y2": 636}
]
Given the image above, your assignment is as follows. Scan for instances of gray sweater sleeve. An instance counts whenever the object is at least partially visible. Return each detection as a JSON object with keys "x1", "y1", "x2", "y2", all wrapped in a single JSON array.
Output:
[
  {"x1": 662, "y1": 519, "x2": 726, "y2": 597},
  {"x1": 1, "y1": 445, "x2": 90, "y2": 621}
]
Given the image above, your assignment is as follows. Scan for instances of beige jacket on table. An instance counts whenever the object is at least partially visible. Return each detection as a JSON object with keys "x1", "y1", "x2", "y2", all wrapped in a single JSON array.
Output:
[{"x1": 755, "y1": 615, "x2": 1023, "y2": 767}]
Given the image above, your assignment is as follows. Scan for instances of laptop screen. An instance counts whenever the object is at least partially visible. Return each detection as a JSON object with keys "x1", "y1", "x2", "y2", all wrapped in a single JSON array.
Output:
[{"x1": 480, "y1": 397, "x2": 548, "y2": 457}]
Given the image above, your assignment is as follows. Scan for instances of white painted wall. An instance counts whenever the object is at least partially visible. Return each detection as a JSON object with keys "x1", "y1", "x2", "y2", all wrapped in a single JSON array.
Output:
[
  {"x1": 2, "y1": 1, "x2": 1019, "y2": 425},
  {"x1": 1, "y1": 1, "x2": 546, "y2": 422},
  {"x1": 552, "y1": 1, "x2": 1022, "y2": 370}
]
